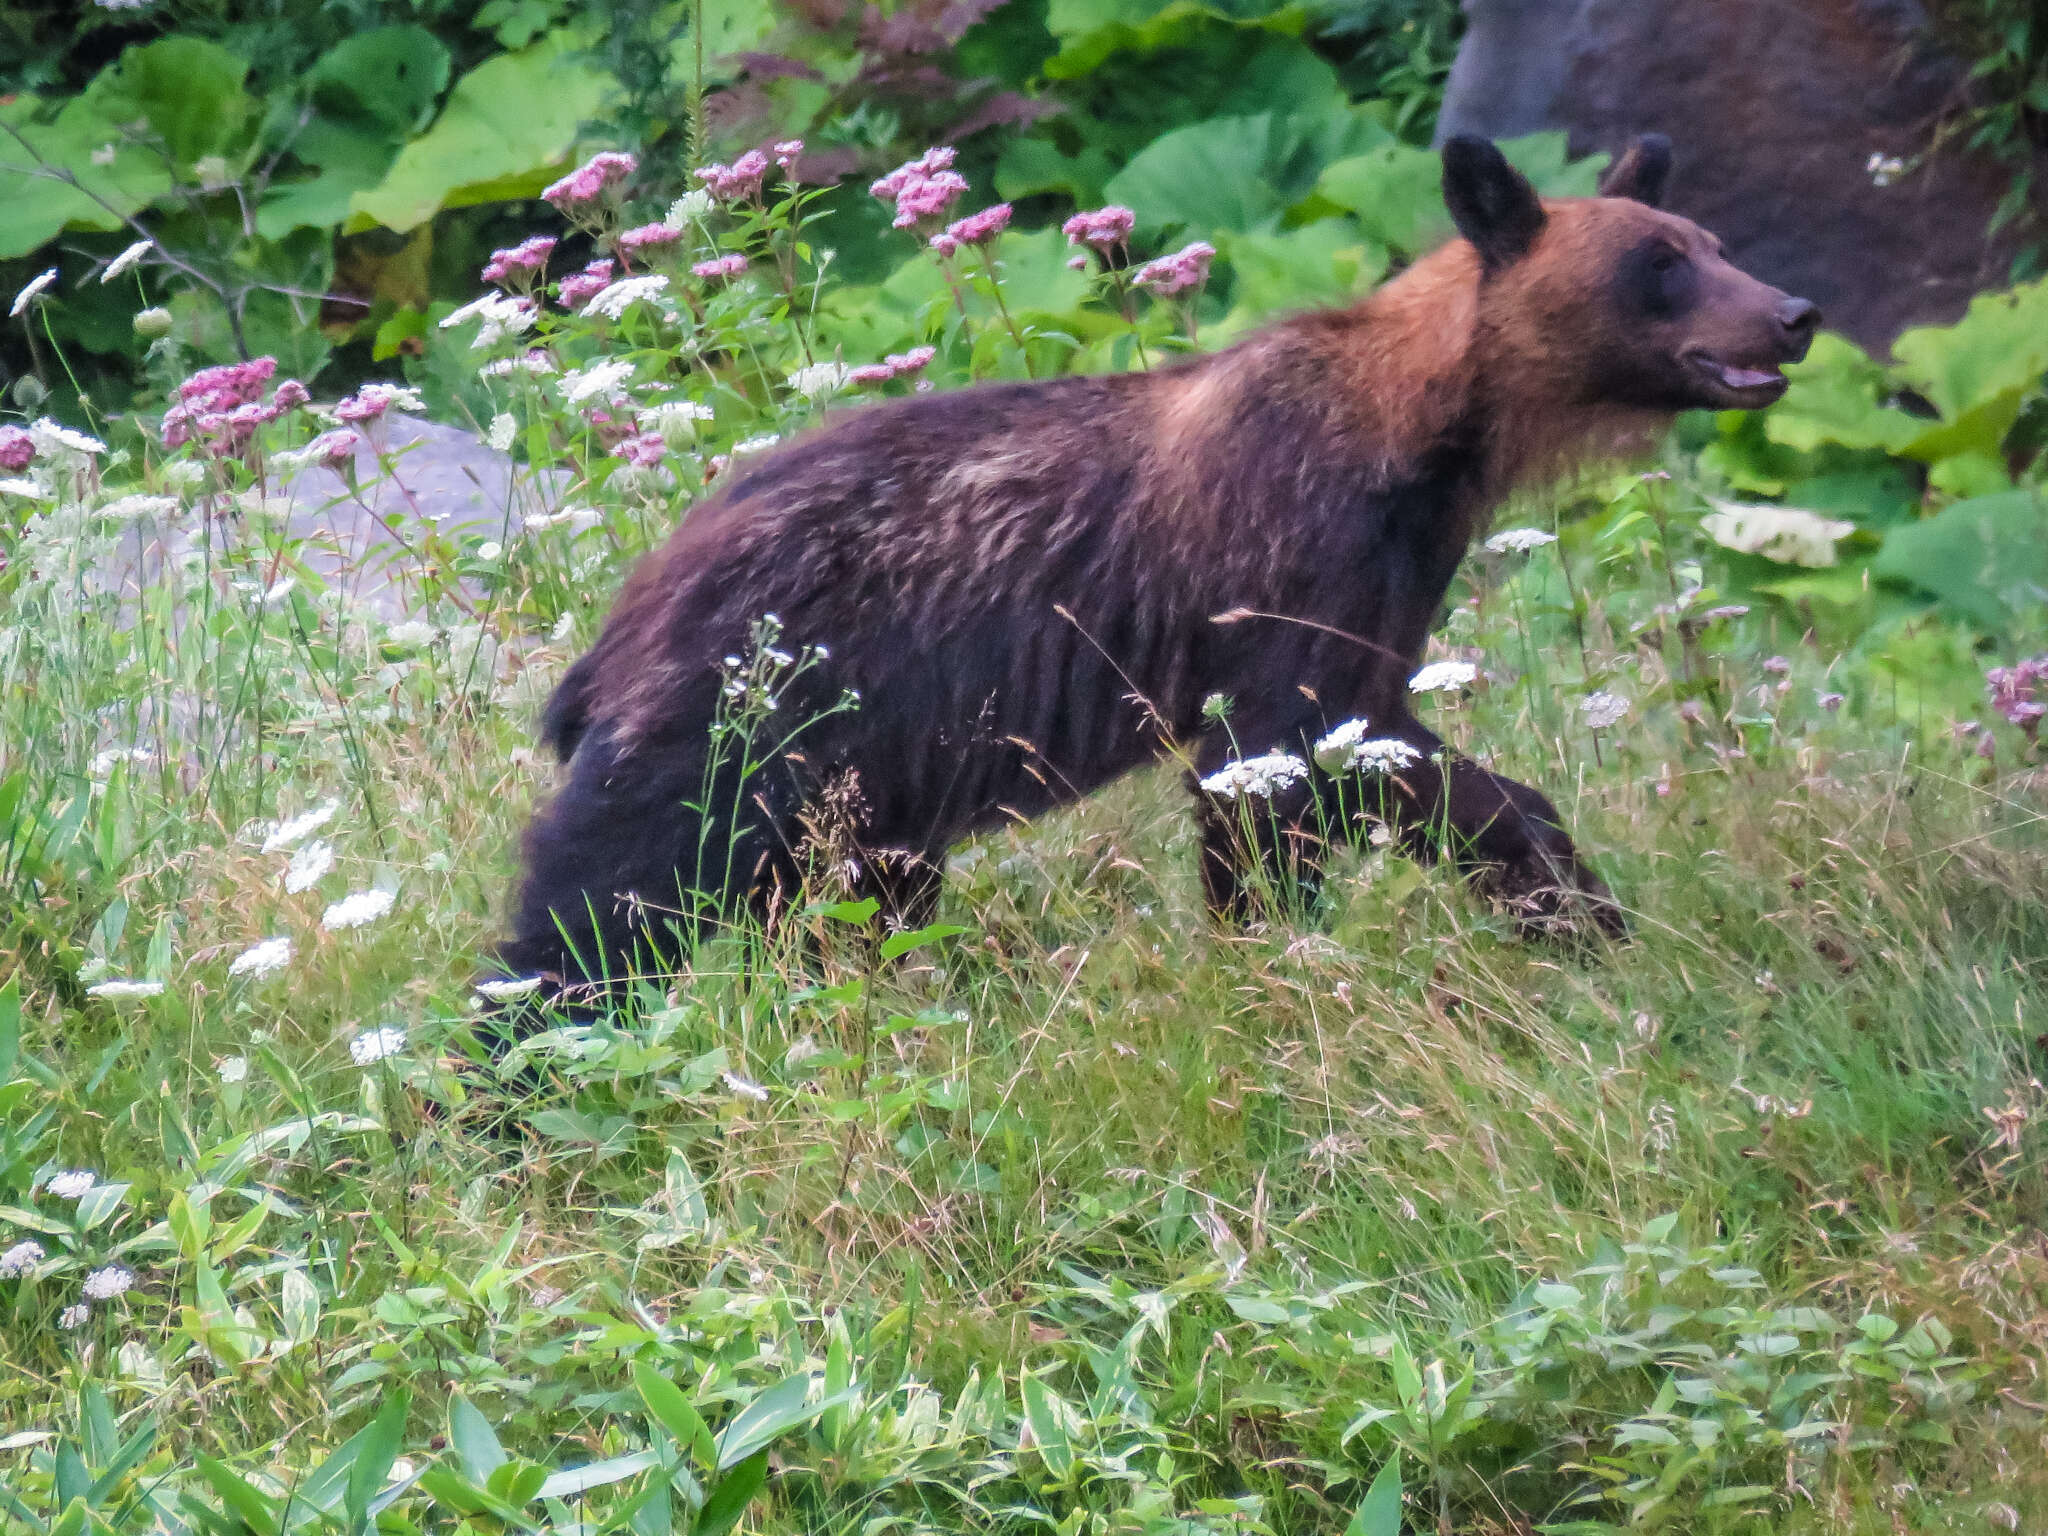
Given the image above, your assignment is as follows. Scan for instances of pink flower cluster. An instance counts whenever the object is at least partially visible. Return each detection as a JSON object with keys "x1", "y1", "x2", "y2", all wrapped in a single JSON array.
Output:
[
  {"x1": 161, "y1": 357, "x2": 309, "y2": 454},
  {"x1": 697, "y1": 150, "x2": 769, "y2": 203},
  {"x1": 333, "y1": 382, "x2": 419, "y2": 425},
  {"x1": 543, "y1": 151, "x2": 637, "y2": 210},
  {"x1": 773, "y1": 139, "x2": 804, "y2": 171},
  {"x1": 1986, "y1": 657, "x2": 2048, "y2": 732},
  {"x1": 0, "y1": 426, "x2": 33, "y2": 471},
  {"x1": 1063, "y1": 205, "x2": 1135, "y2": 254},
  {"x1": 617, "y1": 431, "x2": 668, "y2": 468},
  {"x1": 848, "y1": 345, "x2": 938, "y2": 386},
  {"x1": 302, "y1": 429, "x2": 362, "y2": 470},
  {"x1": 1133, "y1": 240, "x2": 1215, "y2": 297},
  {"x1": 692, "y1": 254, "x2": 749, "y2": 281},
  {"x1": 930, "y1": 203, "x2": 1011, "y2": 258},
  {"x1": 558, "y1": 260, "x2": 616, "y2": 308},
  {"x1": 872, "y1": 147, "x2": 966, "y2": 230},
  {"x1": 482, "y1": 236, "x2": 557, "y2": 288},
  {"x1": 616, "y1": 223, "x2": 683, "y2": 259}
]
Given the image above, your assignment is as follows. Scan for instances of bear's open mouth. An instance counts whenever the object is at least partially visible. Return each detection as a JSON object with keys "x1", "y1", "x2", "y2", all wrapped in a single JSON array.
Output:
[{"x1": 1684, "y1": 349, "x2": 1788, "y2": 405}]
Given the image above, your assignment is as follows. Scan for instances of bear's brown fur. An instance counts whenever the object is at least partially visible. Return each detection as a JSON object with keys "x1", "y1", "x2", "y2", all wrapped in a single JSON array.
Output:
[{"x1": 497, "y1": 135, "x2": 1817, "y2": 992}]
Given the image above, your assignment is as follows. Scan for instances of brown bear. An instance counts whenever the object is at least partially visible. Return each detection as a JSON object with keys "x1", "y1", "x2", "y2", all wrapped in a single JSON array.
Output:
[{"x1": 496, "y1": 134, "x2": 1817, "y2": 994}]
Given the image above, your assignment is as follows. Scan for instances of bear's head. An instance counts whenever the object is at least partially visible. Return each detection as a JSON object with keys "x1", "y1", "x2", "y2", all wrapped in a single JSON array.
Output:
[{"x1": 1442, "y1": 134, "x2": 1819, "y2": 412}]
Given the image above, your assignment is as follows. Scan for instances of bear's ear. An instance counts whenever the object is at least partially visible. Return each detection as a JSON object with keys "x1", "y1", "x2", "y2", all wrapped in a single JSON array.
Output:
[
  {"x1": 1441, "y1": 136, "x2": 1546, "y2": 272},
  {"x1": 1598, "y1": 133, "x2": 1673, "y2": 207}
]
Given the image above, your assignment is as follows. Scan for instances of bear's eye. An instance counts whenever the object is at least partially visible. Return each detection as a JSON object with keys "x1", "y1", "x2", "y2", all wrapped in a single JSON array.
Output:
[{"x1": 1650, "y1": 250, "x2": 1681, "y2": 274}]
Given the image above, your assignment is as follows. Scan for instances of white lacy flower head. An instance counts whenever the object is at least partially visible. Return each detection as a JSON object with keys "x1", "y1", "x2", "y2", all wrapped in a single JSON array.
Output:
[
  {"x1": 441, "y1": 292, "x2": 536, "y2": 348},
  {"x1": 0, "y1": 1240, "x2": 44, "y2": 1277},
  {"x1": 47, "y1": 1169, "x2": 96, "y2": 1199},
  {"x1": 228, "y1": 935, "x2": 293, "y2": 978},
  {"x1": 30, "y1": 418, "x2": 107, "y2": 457},
  {"x1": 1314, "y1": 721, "x2": 1422, "y2": 775},
  {"x1": 385, "y1": 619, "x2": 438, "y2": 648},
  {"x1": 1580, "y1": 691, "x2": 1629, "y2": 730},
  {"x1": 85, "y1": 979, "x2": 165, "y2": 1000},
  {"x1": 349, "y1": 1025, "x2": 407, "y2": 1065},
  {"x1": 160, "y1": 460, "x2": 207, "y2": 491},
  {"x1": 217, "y1": 1055, "x2": 249, "y2": 1084},
  {"x1": 646, "y1": 400, "x2": 714, "y2": 427},
  {"x1": 1409, "y1": 660, "x2": 1479, "y2": 694},
  {"x1": 786, "y1": 361, "x2": 852, "y2": 400},
  {"x1": 1700, "y1": 499, "x2": 1854, "y2": 568},
  {"x1": 0, "y1": 478, "x2": 49, "y2": 500},
  {"x1": 88, "y1": 747, "x2": 154, "y2": 777},
  {"x1": 732, "y1": 432, "x2": 780, "y2": 456},
  {"x1": 1200, "y1": 750, "x2": 1310, "y2": 801},
  {"x1": 82, "y1": 1264, "x2": 134, "y2": 1301},
  {"x1": 60, "y1": 1303, "x2": 90, "y2": 1329},
  {"x1": 9, "y1": 268, "x2": 58, "y2": 317},
  {"x1": 283, "y1": 839, "x2": 336, "y2": 894},
  {"x1": 1484, "y1": 527, "x2": 1557, "y2": 554},
  {"x1": 261, "y1": 800, "x2": 337, "y2": 853},
  {"x1": 482, "y1": 352, "x2": 558, "y2": 378},
  {"x1": 96, "y1": 494, "x2": 178, "y2": 522},
  {"x1": 101, "y1": 239, "x2": 154, "y2": 283},
  {"x1": 322, "y1": 887, "x2": 395, "y2": 931},
  {"x1": 722, "y1": 1070, "x2": 769, "y2": 1101},
  {"x1": 475, "y1": 976, "x2": 544, "y2": 1002},
  {"x1": 523, "y1": 503, "x2": 603, "y2": 535},
  {"x1": 557, "y1": 358, "x2": 637, "y2": 404},
  {"x1": 1311, "y1": 719, "x2": 1370, "y2": 773},
  {"x1": 487, "y1": 413, "x2": 517, "y2": 453},
  {"x1": 581, "y1": 274, "x2": 670, "y2": 320},
  {"x1": 665, "y1": 189, "x2": 714, "y2": 227}
]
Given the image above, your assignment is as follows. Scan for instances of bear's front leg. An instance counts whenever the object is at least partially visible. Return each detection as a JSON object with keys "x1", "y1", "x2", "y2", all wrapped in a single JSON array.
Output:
[{"x1": 1371, "y1": 714, "x2": 1625, "y2": 939}]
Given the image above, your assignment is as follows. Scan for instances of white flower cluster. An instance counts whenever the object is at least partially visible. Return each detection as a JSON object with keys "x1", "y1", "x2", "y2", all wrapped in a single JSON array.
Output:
[
  {"x1": 262, "y1": 800, "x2": 337, "y2": 853},
  {"x1": 82, "y1": 1264, "x2": 134, "y2": 1300},
  {"x1": 1200, "y1": 750, "x2": 1309, "y2": 800},
  {"x1": 1409, "y1": 660, "x2": 1478, "y2": 694},
  {"x1": 350, "y1": 1025, "x2": 407, "y2": 1065},
  {"x1": 786, "y1": 361, "x2": 852, "y2": 400},
  {"x1": 441, "y1": 293, "x2": 537, "y2": 349},
  {"x1": 1580, "y1": 691, "x2": 1629, "y2": 729},
  {"x1": 666, "y1": 189, "x2": 714, "y2": 227},
  {"x1": 85, "y1": 979, "x2": 165, "y2": 1000},
  {"x1": 0, "y1": 1240, "x2": 44, "y2": 1277},
  {"x1": 31, "y1": 418, "x2": 107, "y2": 458},
  {"x1": 581, "y1": 274, "x2": 670, "y2": 321},
  {"x1": 284, "y1": 839, "x2": 336, "y2": 894},
  {"x1": 47, "y1": 1169, "x2": 95, "y2": 1199},
  {"x1": 557, "y1": 358, "x2": 636, "y2": 404},
  {"x1": 487, "y1": 413, "x2": 518, "y2": 453},
  {"x1": 524, "y1": 504, "x2": 603, "y2": 534},
  {"x1": 1312, "y1": 719, "x2": 1422, "y2": 775},
  {"x1": 229, "y1": 935, "x2": 293, "y2": 978},
  {"x1": 95, "y1": 494, "x2": 179, "y2": 523},
  {"x1": 1483, "y1": 527, "x2": 1557, "y2": 554},
  {"x1": 322, "y1": 887, "x2": 395, "y2": 931}
]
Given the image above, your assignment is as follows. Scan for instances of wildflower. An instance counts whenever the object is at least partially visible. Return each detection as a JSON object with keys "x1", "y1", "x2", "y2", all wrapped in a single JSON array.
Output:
[
  {"x1": 581, "y1": 274, "x2": 669, "y2": 320},
  {"x1": 691, "y1": 253, "x2": 749, "y2": 280},
  {"x1": 722, "y1": 1069, "x2": 769, "y2": 1101},
  {"x1": 934, "y1": 204, "x2": 1012, "y2": 257},
  {"x1": 1409, "y1": 660, "x2": 1479, "y2": 694},
  {"x1": 1985, "y1": 657, "x2": 2048, "y2": 732},
  {"x1": 2, "y1": 477, "x2": 49, "y2": 498},
  {"x1": 228, "y1": 936, "x2": 293, "y2": 978},
  {"x1": 333, "y1": 382, "x2": 425, "y2": 424},
  {"x1": 475, "y1": 976, "x2": 544, "y2": 1002},
  {"x1": 82, "y1": 1265, "x2": 134, "y2": 1301},
  {"x1": 773, "y1": 138, "x2": 804, "y2": 170},
  {"x1": 86, "y1": 979, "x2": 165, "y2": 1000},
  {"x1": 0, "y1": 426, "x2": 33, "y2": 470},
  {"x1": 217, "y1": 1056, "x2": 248, "y2": 1084},
  {"x1": 1866, "y1": 151, "x2": 1906, "y2": 187},
  {"x1": 665, "y1": 190, "x2": 714, "y2": 227},
  {"x1": 481, "y1": 351, "x2": 557, "y2": 378},
  {"x1": 100, "y1": 239, "x2": 153, "y2": 283},
  {"x1": 695, "y1": 149, "x2": 770, "y2": 203},
  {"x1": 1315, "y1": 722, "x2": 1422, "y2": 775},
  {"x1": 48, "y1": 1169, "x2": 96, "y2": 1199},
  {"x1": 95, "y1": 494, "x2": 177, "y2": 522},
  {"x1": 617, "y1": 431, "x2": 667, "y2": 469},
  {"x1": 349, "y1": 1025, "x2": 407, "y2": 1065},
  {"x1": 615, "y1": 222, "x2": 684, "y2": 258},
  {"x1": 1132, "y1": 240, "x2": 1215, "y2": 297},
  {"x1": 1484, "y1": 527, "x2": 1557, "y2": 554},
  {"x1": 1200, "y1": 750, "x2": 1309, "y2": 800},
  {"x1": 1580, "y1": 691, "x2": 1628, "y2": 729},
  {"x1": 262, "y1": 801, "x2": 337, "y2": 853},
  {"x1": 323, "y1": 888, "x2": 394, "y2": 931},
  {"x1": 60, "y1": 1303, "x2": 90, "y2": 1329},
  {"x1": 283, "y1": 839, "x2": 336, "y2": 894},
  {"x1": 871, "y1": 147, "x2": 967, "y2": 230},
  {"x1": 133, "y1": 305, "x2": 173, "y2": 338},
  {"x1": 9, "y1": 268, "x2": 58, "y2": 317},
  {"x1": 557, "y1": 358, "x2": 637, "y2": 406},
  {"x1": 480, "y1": 235, "x2": 557, "y2": 287},
  {"x1": 557, "y1": 259, "x2": 616, "y2": 307},
  {"x1": 0, "y1": 1240, "x2": 44, "y2": 1277},
  {"x1": 1701, "y1": 500, "x2": 1852, "y2": 568},
  {"x1": 732, "y1": 432, "x2": 780, "y2": 456},
  {"x1": 30, "y1": 419, "x2": 106, "y2": 457},
  {"x1": 523, "y1": 504, "x2": 603, "y2": 534},
  {"x1": 488, "y1": 413, "x2": 517, "y2": 453},
  {"x1": 542, "y1": 149, "x2": 637, "y2": 210},
  {"x1": 439, "y1": 292, "x2": 537, "y2": 348},
  {"x1": 1062, "y1": 206, "x2": 1136, "y2": 253},
  {"x1": 645, "y1": 399, "x2": 715, "y2": 441},
  {"x1": 258, "y1": 576, "x2": 297, "y2": 609},
  {"x1": 787, "y1": 361, "x2": 852, "y2": 399},
  {"x1": 88, "y1": 746, "x2": 153, "y2": 776},
  {"x1": 1761, "y1": 654, "x2": 1791, "y2": 676},
  {"x1": 1066, "y1": 254, "x2": 1089, "y2": 271},
  {"x1": 1985, "y1": 1100, "x2": 2028, "y2": 1151}
]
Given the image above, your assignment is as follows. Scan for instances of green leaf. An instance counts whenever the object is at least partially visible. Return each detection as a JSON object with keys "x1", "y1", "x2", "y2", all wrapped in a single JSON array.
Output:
[
  {"x1": 713, "y1": 1372, "x2": 856, "y2": 1470},
  {"x1": 694, "y1": 1448, "x2": 768, "y2": 1536},
  {"x1": 344, "y1": 1386, "x2": 410, "y2": 1529},
  {"x1": 1106, "y1": 107, "x2": 1386, "y2": 240},
  {"x1": 307, "y1": 28, "x2": 452, "y2": 138},
  {"x1": 1889, "y1": 274, "x2": 2048, "y2": 424},
  {"x1": 1346, "y1": 1456, "x2": 1403, "y2": 1536},
  {"x1": 1764, "y1": 333, "x2": 1922, "y2": 455},
  {"x1": 534, "y1": 1450, "x2": 660, "y2": 1499},
  {"x1": 817, "y1": 897, "x2": 882, "y2": 925},
  {"x1": 448, "y1": 1395, "x2": 507, "y2": 1485},
  {"x1": 635, "y1": 1361, "x2": 718, "y2": 1467},
  {"x1": 0, "y1": 976, "x2": 19, "y2": 1084},
  {"x1": 1019, "y1": 1371, "x2": 1078, "y2": 1480},
  {"x1": 1317, "y1": 141, "x2": 1447, "y2": 257},
  {"x1": 878, "y1": 922, "x2": 970, "y2": 961},
  {"x1": 0, "y1": 94, "x2": 176, "y2": 259},
  {"x1": 195, "y1": 1457, "x2": 280, "y2": 1529},
  {"x1": 348, "y1": 36, "x2": 615, "y2": 233},
  {"x1": 1871, "y1": 490, "x2": 2048, "y2": 628},
  {"x1": 111, "y1": 37, "x2": 254, "y2": 169}
]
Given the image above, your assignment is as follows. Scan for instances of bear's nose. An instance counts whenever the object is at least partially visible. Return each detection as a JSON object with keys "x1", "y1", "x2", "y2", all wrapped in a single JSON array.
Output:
[{"x1": 1775, "y1": 296, "x2": 1820, "y2": 354}]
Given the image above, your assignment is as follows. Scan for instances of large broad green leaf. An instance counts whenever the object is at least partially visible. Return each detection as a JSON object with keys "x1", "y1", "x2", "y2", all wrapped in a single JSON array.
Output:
[
  {"x1": 1105, "y1": 108, "x2": 1387, "y2": 239},
  {"x1": 1316, "y1": 131, "x2": 1604, "y2": 261},
  {"x1": 1871, "y1": 490, "x2": 2048, "y2": 629},
  {"x1": 348, "y1": 36, "x2": 616, "y2": 234},
  {"x1": 1346, "y1": 1455, "x2": 1404, "y2": 1536},
  {"x1": 106, "y1": 37, "x2": 254, "y2": 169},
  {"x1": 1763, "y1": 333, "x2": 1923, "y2": 456},
  {"x1": 0, "y1": 99, "x2": 168, "y2": 259},
  {"x1": 1044, "y1": 0, "x2": 1309, "y2": 79},
  {"x1": 1213, "y1": 218, "x2": 1386, "y2": 335},
  {"x1": 308, "y1": 28, "x2": 453, "y2": 138},
  {"x1": 1889, "y1": 275, "x2": 2048, "y2": 424}
]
